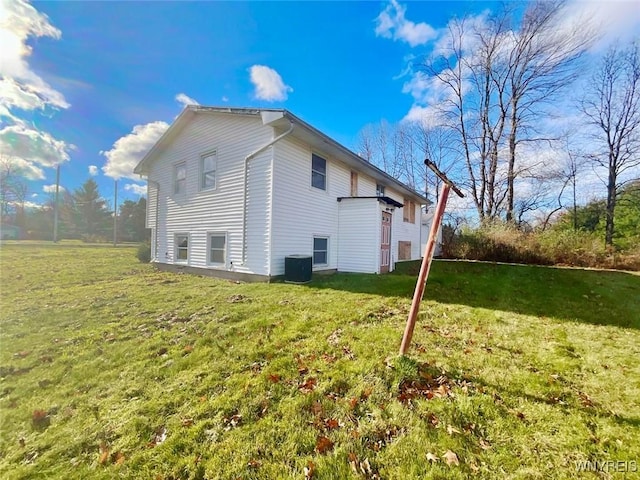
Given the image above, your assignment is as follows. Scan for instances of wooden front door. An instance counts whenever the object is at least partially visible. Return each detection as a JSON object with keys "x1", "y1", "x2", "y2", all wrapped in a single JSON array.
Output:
[{"x1": 380, "y1": 212, "x2": 392, "y2": 273}]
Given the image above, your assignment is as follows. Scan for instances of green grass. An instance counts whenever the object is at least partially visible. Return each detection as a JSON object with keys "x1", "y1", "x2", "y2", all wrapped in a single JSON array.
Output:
[{"x1": 1, "y1": 243, "x2": 639, "y2": 479}]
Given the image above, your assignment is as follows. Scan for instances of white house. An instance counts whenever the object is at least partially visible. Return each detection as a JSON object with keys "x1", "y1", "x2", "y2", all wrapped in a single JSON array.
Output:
[{"x1": 134, "y1": 106, "x2": 429, "y2": 281}]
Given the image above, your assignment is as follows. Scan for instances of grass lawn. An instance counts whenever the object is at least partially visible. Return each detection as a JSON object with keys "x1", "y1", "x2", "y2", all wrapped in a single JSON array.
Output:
[{"x1": 0, "y1": 243, "x2": 639, "y2": 479}]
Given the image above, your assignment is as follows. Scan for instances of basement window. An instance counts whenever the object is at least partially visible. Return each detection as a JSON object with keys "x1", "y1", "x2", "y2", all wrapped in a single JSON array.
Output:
[
  {"x1": 208, "y1": 233, "x2": 226, "y2": 266},
  {"x1": 313, "y1": 237, "x2": 328, "y2": 266},
  {"x1": 311, "y1": 154, "x2": 326, "y2": 190},
  {"x1": 175, "y1": 234, "x2": 189, "y2": 262}
]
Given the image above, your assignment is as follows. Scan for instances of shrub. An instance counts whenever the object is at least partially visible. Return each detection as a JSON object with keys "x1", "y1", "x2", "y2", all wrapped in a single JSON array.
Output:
[
  {"x1": 443, "y1": 223, "x2": 639, "y2": 271},
  {"x1": 136, "y1": 243, "x2": 151, "y2": 263}
]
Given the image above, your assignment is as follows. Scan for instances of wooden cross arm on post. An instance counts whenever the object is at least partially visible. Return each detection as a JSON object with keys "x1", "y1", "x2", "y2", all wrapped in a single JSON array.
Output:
[
  {"x1": 425, "y1": 159, "x2": 465, "y2": 199},
  {"x1": 398, "y1": 159, "x2": 464, "y2": 356}
]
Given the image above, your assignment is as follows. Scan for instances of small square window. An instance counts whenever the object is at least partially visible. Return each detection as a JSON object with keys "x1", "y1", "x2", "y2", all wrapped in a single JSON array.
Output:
[
  {"x1": 201, "y1": 152, "x2": 216, "y2": 190},
  {"x1": 175, "y1": 234, "x2": 188, "y2": 262},
  {"x1": 174, "y1": 163, "x2": 186, "y2": 194},
  {"x1": 313, "y1": 237, "x2": 328, "y2": 265},
  {"x1": 376, "y1": 184, "x2": 385, "y2": 197},
  {"x1": 209, "y1": 233, "x2": 226, "y2": 265},
  {"x1": 311, "y1": 154, "x2": 326, "y2": 190}
]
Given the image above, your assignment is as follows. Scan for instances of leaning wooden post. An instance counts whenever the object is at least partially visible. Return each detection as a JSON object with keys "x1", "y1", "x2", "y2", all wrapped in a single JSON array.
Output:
[{"x1": 399, "y1": 160, "x2": 464, "y2": 356}]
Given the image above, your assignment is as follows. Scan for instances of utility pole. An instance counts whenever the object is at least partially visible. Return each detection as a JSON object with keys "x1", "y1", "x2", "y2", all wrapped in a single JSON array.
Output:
[
  {"x1": 113, "y1": 179, "x2": 118, "y2": 246},
  {"x1": 53, "y1": 164, "x2": 60, "y2": 242}
]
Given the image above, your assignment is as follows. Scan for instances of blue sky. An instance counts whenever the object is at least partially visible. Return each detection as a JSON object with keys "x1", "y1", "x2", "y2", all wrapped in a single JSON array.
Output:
[{"x1": 1, "y1": 0, "x2": 639, "y2": 209}]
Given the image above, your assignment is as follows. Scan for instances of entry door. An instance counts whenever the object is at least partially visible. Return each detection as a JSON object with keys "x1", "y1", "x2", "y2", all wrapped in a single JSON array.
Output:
[{"x1": 380, "y1": 212, "x2": 392, "y2": 273}]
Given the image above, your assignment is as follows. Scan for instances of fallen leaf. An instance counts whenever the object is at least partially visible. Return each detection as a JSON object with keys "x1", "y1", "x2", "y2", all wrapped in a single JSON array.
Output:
[
  {"x1": 325, "y1": 418, "x2": 340, "y2": 430},
  {"x1": 181, "y1": 418, "x2": 194, "y2": 427},
  {"x1": 13, "y1": 351, "x2": 30, "y2": 359},
  {"x1": 299, "y1": 377, "x2": 317, "y2": 393},
  {"x1": 268, "y1": 373, "x2": 281, "y2": 383},
  {"x1": 348, "y1": 397, "x2": 359, "y2": 410},
  {"x1": 446, "y1": 424, "x2": 461, "y2": 435},
  {"x1": 442, "y1": 450, "x2": 459, "y2": 466},
  {"x1": 247, "y1": 459, "x2": 261, "y2": 469},
  {"x1": 479, "y1": 438, "x2": 492, "y2": 450},
  {"x1": 304, "y1": 460, "x2": 316, "y2": 479},
  {"x1": 315, "y1": 435, "x2": 334, "y2": 454},
  {"x1": 183, "y1": 345, "x2": 194, "y2": 354},
  {"x1": 310, "y1": 401, "x2": 323, "y2": 416},
  {"x1": 149, "y1": 426, "x2": 167, "y2": 446},
  {"x1": 516, "y1": 411, "x2": 525, "y2": 420},
  {"x1": 98, "y1": 442, "x2": 109, "y2": 465},
  {"x1": 426, "y1": 452, "x2": 439, "y2": 462},
  {"x1": 113, "y1": 451, "x2": 125, "y2": 465}
]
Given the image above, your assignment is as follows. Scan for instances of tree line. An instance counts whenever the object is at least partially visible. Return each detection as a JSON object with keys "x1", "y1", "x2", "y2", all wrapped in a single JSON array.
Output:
[
  {"x1": 358, "y1": 0, "x2": 639, "y2": 248},
  {"x1": 0, "y1": 172, "x2": 148, "y2": 243}
]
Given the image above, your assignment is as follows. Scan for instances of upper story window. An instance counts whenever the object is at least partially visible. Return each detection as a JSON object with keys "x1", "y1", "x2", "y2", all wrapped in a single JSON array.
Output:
[
  {"x1": 311, "y1": 154, "x2": 327, "y2": 190},
  {"x1": 201, "y1": 152, "x2": 217, "y2": 190},
  {"x1": 376, "y1": 184, "x2": 385, "y2": 197},
  {"x1": 174, "y1": 162, "x2": 186, "y2": 195},
  {"x1": 350, "y1": 171, "x2": 358, "y2": 196},
  {"x1": 403, "y1": 199, "x2": 416, "y2": 223}
]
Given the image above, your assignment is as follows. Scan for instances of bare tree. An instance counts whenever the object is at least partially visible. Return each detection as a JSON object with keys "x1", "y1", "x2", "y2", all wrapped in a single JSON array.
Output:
[
  {"x1": 581, "y1": 41, "x2": 640, "y2": 246},
  {"x1": 0, "y1": 156, "x2": 28, "y2": 225},
  {"x1": 418, "y1": 1, "x2": 593, "y2": 224},
  {"x1": 503, "y1": 0, "x2": 593, "y2": 222}
]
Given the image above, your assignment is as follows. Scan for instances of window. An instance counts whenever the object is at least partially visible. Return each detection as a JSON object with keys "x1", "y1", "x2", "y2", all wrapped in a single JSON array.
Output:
[
  {"x1": 174, "y1": 162, "x2": 186, "y2": 194},
  {"x1": 350, "y1": 171, "x2": 358, "y2": 196},
  {"x1": 201, "y1": 152, "x2": 216, "y2": 190},
  {"x1": 175, "y1": 234, "x2": 188, "y2": 262},
  {"x1": 398, "y1": 241, "x2": 412, "y2": 260},
  {"x1": 403, "y1": 199, "x2": 416, "y2": 223},
  {"x1": 313, "y1": 237, "x2": 328, "y2": 265},
  {"x1": 376, "y1": 184, "x2": 385, "y2": 197},
  {"x1": 208, "y1": 233, "x2": 226, "y2": 265},
  {"x1": 311, "y1": 154, "x2": 326, "y2": 190}
]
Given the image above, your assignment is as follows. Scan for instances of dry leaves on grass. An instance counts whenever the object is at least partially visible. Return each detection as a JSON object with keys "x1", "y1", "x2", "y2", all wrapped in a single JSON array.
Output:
[
  {"x1": 348, "y1": 453, "x2": 381, "y2": 479},
  {"x1": 299, "y1": 377, "x2": 317, "y2": 393},
  {"x1": 442, "y1": 450, "x2": 459, "y2": 466},
  {"x1": 315, "y1": 436, "x2": 334, "y2": 454},
  {"x1": 426, "y1": 452, "x2": 439, "y2": 462},
  {"x1": 148, "y1": 426, "x2": 167, "y2": 447},
  {"x1": 304, "y1": 461, "x2": 316, "y2": 479}
]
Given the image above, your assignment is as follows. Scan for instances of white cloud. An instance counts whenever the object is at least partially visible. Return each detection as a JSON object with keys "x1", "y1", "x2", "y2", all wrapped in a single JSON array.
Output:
[
  {"x1": 1, "y1": 156, "x2": 44, "y2": 180},
  {"x1": 375, "y1": 0, "x2": 437, "y2": 47},
  {"x1": 31, "y1": 192, "x2": 37, "y2": 198},
  {"x1": 0, "y1": 124, "x2": 72, "y2": 167},
  {"x1": 42, "y1": 184, "x2": 64, "y2": 193},
  {"x1": 222, "y1": 96, "x2": 229, "y2": 102},
  {"x1": 175, "y1": 92, "x2": 199, "y2": 107},
  {"x1": 101, "y1": 121, "x2": 169, "y2": 180},
  {"x1": 124, "y1": 183, "x2": 147, "y2": 196},
  {"x1": 88, "y1": 165, "x2": 98, "y2": 176},
  {"x1": 0, "y1": 0, "x2": 69, "y2": 114},
  {"x1": 249, "y1": 65, "x2": 292, "y2": 102}
]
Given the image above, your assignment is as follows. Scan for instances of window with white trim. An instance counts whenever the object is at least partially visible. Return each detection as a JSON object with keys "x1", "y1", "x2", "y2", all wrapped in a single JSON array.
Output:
[
  {"x1": 175, "y1": 234, "x2": 189, "y2": 262},
  {"x1": 208, "y1": 233, "x2": 226, "y2": 266},
  {"x1": 201, "y1": 152, "x2": 216, "y2": 190},
  {"x1": 174, "y1": 162, "x2": 186, "y2": 194},
  {"x1": 313, "y1": 237, "x2": 328, "y2": 266},
  {"x1": 311, "y1": 154, "x2": 327, "y2": 190},
  {"x1": 376, "y1": 184, "x2": 385, "y2": 197}
]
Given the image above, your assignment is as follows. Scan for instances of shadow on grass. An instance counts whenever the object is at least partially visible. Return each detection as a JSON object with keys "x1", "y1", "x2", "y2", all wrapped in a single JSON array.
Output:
[{"x1": 306, "y1": 260, "x2": 640, "y2": 330}]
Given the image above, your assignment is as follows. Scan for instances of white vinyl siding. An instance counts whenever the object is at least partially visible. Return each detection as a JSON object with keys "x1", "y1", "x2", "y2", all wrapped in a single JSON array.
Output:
[
  {"x1": 337, "y1": 198, "x2": 379, "y2": 273},
  {"x1": 387, "y1": 186, "x2": 422, "y2": 262},
  {"x1": 146, "y1": 112, "x2": 273, "y2": 275}
]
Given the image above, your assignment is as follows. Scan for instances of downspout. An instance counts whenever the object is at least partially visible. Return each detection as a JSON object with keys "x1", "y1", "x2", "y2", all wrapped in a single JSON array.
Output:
[
  {"x1": 146, "y1": 178, "x2": 160, "y2": 262},
  {"x1": 241, "y1": 120, "x2": 294, "y2": 265}
]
